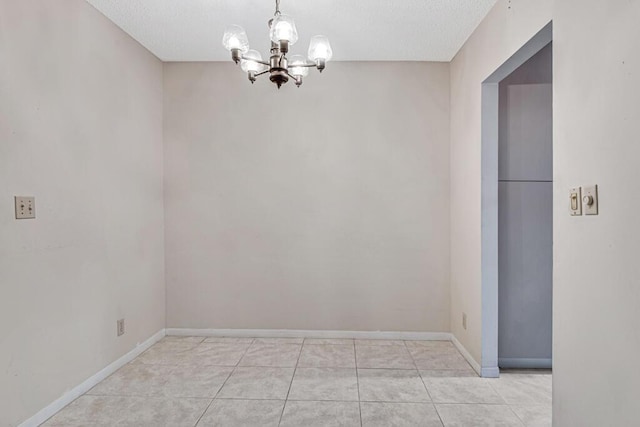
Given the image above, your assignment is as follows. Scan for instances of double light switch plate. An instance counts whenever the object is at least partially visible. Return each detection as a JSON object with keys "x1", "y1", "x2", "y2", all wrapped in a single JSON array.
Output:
[{"x1": 569, "y1": 185, "x2": 598, "y2": 216}]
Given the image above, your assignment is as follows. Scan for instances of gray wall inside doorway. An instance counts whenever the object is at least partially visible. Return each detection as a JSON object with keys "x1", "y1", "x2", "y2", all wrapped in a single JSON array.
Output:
[{"x1": 498, "y1": 43, "x2": 553, "y2": 368}]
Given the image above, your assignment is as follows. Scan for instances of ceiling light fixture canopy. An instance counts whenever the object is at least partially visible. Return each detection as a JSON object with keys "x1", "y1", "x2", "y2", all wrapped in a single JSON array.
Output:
[{"x1": 222, "y1": 0, "x2": 332, "y2": 89}]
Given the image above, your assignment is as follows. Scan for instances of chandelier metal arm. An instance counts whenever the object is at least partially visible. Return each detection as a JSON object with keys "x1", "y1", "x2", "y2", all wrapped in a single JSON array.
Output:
[
  {"x1": 295, "y1": 62, "x2": 320, "y2": 68},
  {"x1": 239, "y1": 54, "x2": 270, "y2": 67},
  {"x1": 254, "y1": 69, "x2": 270, "y2": 77}
]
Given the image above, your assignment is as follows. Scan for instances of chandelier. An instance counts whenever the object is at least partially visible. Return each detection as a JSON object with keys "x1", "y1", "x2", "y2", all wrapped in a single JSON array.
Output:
[{"x1": 221, "y1": 0, "x2": 333, "y2": 88}]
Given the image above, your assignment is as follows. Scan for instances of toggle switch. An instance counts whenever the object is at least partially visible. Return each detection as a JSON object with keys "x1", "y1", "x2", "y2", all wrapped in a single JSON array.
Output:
[{"x1": 569, "y1": 187, "x2": 582, "y2": 216}]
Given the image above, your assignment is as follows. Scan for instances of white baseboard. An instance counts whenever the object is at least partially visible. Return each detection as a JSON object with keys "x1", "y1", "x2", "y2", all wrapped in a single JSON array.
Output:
[
  {"x1": 166, "y1": 328, "x2": 452, "y2": 342},
  {"x1": 481, "y1": 366, "x2": 501, "y2": 378},
  {"x1": 450, "y1": 334, "x2": 485, "y2": 377},
  {"x1": 498, "y1": 358, "x2": 552, "y2": 369},
  {"x1": 19, "y1": 329, "x2": 166, "y2": 427}
]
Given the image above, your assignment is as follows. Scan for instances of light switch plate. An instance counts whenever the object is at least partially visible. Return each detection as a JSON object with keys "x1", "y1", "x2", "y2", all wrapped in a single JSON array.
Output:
[
  {"x1": 569, "y1": 187, "x2": 582, "y2": 216},
  {"x1": 15, "y1": 196, "x2": 35, "y2": 219},
  {"x1": 583, "y1": 185, "x2": 598, "y2": 215}
]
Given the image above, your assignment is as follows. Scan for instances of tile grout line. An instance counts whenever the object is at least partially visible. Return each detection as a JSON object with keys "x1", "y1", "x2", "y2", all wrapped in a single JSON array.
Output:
[
  {"x1": 483, "y1": 374, "x2": 512, "y2": 406},
  {"x1": 507, "y1": 405, "x2": 528, "y2": 427},
  {"x1": 129, "y1": 362, "x2": 429, "y2": 371},
  {"x1": 483, "y1": 374, "x2": 547, "y2": 426},
  {"x1": 186, "y1": 338, "x2": 220, "y2": 427},
  {"x1": 427, "y1": 402, "x2": 550, "y2": 408},
  {"x1": 193, "y1": 338, "x2": 255, "y2": 427},
  {"x1": 196, "y1": 396, "x2": 474, "y2": 404},
  {"x1": 276, "y1": 341, "x2": 304, "y2": 426},
  {"x1": 404, "y1": 340, "x2": 445, "y2": 427},
  {"x1": 191, "y1": 399, "x2": 214, "y2": 427},
  {"x1": 354, "y1": 340, "x2": 363, "y2": 427},
  {"x1": 83, "y1": 392, "x2": 519, "y2": 406}
]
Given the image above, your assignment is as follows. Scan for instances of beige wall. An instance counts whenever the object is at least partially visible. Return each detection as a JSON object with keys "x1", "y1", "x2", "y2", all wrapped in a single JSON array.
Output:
[
  {"x1": 0, "y1": 1, "x2": 165, "y2": 425},
  {"x1": 452, "y1": 0, "x2": 640, "y2": 423},
  {"x1": 164, "y1": 62, "x2": 451, "y2": 332},
  {"x1": 553, "y1": 0, "x2": 640, "y2": 424},
  {"x1": 6, "y1": 0, "x2": 639, "y2": 424},
  {"x1": 449, "y1": 0, "x2": 553, "y2": 364}
]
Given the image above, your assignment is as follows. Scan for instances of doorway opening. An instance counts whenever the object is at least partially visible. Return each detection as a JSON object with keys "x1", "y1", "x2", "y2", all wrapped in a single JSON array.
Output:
[{"x1": 480, "y1": 22, "x2": 553, "y2": 377}]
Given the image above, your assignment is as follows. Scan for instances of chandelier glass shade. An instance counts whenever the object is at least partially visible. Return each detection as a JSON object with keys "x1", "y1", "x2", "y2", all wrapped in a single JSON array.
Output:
[
  {"x1": 222, "y1": 25, "x2": 250, "y2": 53},
  {"x1": 222, "y1": 0, "x2": 332, "y2": 88},
  {"x1": 240, "y1": 50, "x2": 266, "y2": 73}
]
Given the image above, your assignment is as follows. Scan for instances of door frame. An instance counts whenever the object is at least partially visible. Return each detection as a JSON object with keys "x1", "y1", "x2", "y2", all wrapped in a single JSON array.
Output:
[{"x1": 480, "y1": 22, "x2": 553, "y2": 378}]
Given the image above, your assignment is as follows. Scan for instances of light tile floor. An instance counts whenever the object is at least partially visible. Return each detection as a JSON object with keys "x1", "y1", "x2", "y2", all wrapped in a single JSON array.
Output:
[{"x1": 43, "y1": 337, "x2": 552, "y2": 426}]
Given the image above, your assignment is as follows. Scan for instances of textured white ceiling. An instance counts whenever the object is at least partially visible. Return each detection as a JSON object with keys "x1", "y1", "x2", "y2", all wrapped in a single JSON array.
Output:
[{"x1": 85, "y1": 0, "x2": 497, "y2": 62}]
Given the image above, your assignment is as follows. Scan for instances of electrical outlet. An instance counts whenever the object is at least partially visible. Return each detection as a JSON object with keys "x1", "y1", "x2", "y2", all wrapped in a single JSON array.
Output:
[
  {"x1": 15, "y1": 196, "x2": 36, "y2": 219},
  {"x1": 117, "y1": 319, "x2": 125, "y2": 336},
  {"x1": 462, "y1": 313, "x2": 467, "y2": 330}
]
